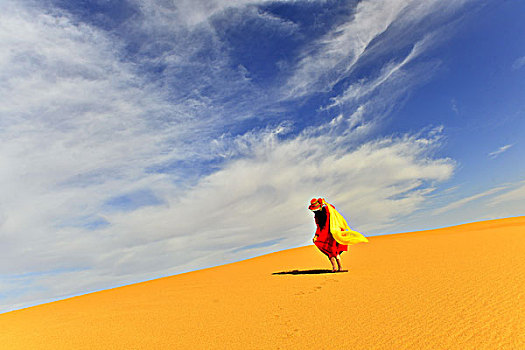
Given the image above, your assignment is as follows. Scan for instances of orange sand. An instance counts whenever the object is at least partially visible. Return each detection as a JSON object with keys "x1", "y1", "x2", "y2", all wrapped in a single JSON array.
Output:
[{"x1": 1, "y1": 217, "x2": 524, "y2": 349}]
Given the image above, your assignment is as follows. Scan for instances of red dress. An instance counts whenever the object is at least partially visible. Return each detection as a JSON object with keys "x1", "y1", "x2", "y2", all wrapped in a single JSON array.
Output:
[{"x1": 313, "y1": 205, "x2": 348, "y2": 258}]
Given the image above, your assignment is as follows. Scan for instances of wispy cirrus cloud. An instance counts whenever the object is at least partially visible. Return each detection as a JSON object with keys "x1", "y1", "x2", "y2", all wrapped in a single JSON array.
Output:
[
  {"x1": 411, "y1": 179, "x2": 525, "y2": 233},
  {"x1": 282, "y1": 0, "x2": 411, "y2": 99},
  {"x1": 488, "y1": 144, "x2": 513, "y2": 158},
  {"x1": 489, "y1": 180, "x2": 525, "y2": 206},
  {"x1": 432, "y1": 186, "x2": 509, "y2": 215},
  {"x1": 451, "y1": 99, "x2": 460, "y2": 115},
  {"x1": 281, "y1": 0, "x2": 474, "y2": 101},
  {"x1": 511, "y1": 56, "x2": 525, "y2": 70},
  {"x1": 325, "y1": 34, "x2": 438, "y2": 110}
]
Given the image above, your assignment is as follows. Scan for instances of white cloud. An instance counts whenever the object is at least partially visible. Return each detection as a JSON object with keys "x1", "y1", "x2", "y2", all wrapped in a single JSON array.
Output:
[
  {"x1": 325, "y1": 34, "x2": 436, "y2": 109},
  {"x1": 432, "y1": 185, "x2": 510, "y2": 215},
  {"x1": 132, "y1": 0, "x2": 284, "y2": 28},
  {"x1": 451, "y1": 99, "x2": 459, "y2": 115},
  {"x1": 117, "y1": 0, "x2": 303, "y2": 131},
  {"x1": 488, "y1": 144, "x2": 513, "y2": 158},
  {"x1": 282, "y1": 0, "x2": 474, "y2": 100},
  {"x1": 401, "y1": 180, "x2": 525, "y2": 233},
  {"x1": 511, "y1": 56, "x2": 525, "y2": 70},
  {"x1": 0, "y1": 0, "x2": 215, "y2": 287},
  {"x1": 489, "y1": 181, "x2": 525, "y2": 206},
  {"x1": 283, "y1": 0, "x2": 410, "y2": 99}
]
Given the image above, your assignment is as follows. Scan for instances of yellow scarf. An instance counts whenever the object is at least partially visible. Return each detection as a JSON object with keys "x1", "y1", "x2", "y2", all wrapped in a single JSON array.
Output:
[{"x1": 323, "y1": 200, "x2": 368, "y2": 245}]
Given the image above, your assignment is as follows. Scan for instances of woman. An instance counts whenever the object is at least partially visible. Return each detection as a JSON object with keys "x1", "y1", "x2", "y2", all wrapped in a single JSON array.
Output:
[{"x1": 309, "y1": 198, "x2": 348, "y2": 272}]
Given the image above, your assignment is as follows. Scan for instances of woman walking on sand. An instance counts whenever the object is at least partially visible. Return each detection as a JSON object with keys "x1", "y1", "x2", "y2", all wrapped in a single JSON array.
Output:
[{"x1": 309, "y1": 198, "x2": 368, "y2": 272}]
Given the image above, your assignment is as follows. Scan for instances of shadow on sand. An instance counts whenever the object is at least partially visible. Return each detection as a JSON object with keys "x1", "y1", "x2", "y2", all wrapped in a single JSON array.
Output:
[{"x1": 272, "y1": 269, "x2": 348, "y2": 275}]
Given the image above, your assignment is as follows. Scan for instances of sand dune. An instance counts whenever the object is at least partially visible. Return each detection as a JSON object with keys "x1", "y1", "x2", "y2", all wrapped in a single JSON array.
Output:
[{"x1": 1, "y1": 217, "x2": 524, "y2": 349}]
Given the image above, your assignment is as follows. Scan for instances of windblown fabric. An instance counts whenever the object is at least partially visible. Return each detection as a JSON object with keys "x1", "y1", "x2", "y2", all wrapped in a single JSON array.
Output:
[{"x1": 325, "y1": 202, "x2": 368, "y2": 246}]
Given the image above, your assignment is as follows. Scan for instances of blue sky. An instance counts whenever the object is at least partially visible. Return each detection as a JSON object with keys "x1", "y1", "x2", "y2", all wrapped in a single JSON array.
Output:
[{"x1": 1, "y1": 0, "x2": 524, "y2": 313}]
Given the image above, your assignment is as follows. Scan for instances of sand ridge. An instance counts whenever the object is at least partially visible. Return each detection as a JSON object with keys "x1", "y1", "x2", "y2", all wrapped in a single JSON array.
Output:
[{"x1": 1, "y1": 217, "x2": 524, "y2": 349}]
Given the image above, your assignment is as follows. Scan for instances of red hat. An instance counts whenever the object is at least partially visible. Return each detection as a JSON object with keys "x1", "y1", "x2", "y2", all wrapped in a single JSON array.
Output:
[{"x1": 308, "y1": 198, "x2": 324, "y2": 211}]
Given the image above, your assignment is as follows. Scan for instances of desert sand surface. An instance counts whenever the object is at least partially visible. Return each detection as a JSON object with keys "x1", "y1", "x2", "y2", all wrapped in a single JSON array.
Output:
[{"x1": 1, "y1": 217, "x2": 524, "y2": 349}]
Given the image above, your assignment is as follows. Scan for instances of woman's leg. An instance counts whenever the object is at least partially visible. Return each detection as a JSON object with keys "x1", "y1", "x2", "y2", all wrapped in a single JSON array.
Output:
[
  {"x1": 335, "y1": 254, "x2": 342, "y2": 271},
  {"x1": 329, "y1": 257, "x2": 337, "y2": 272}
]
